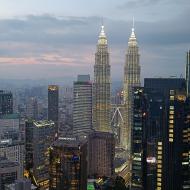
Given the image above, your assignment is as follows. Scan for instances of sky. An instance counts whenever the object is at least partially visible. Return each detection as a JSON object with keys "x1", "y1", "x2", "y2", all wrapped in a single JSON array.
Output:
[{"x1": 0, "y1": 0, "x2": 189, "y2": 82}]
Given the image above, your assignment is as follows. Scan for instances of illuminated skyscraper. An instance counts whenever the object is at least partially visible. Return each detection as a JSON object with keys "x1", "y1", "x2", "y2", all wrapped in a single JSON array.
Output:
[
  {"x1": 93, "y1": 25, "x2": 111, "y2": 132},
  {"x1": 186, "y1": 50, "x2": 190, "y2": 97},
  {"x1": 49, "y1": 137, "x2": 87, "y2": 190},
  {"x1": 25, "y1": 120, "x2": 55, "y2": 189},
  {"x1": 48, "y1": 85, "x2": 59, "y2": 134},
  {"x1": 123, "y1": 22, "x2": 140, "y2": 149}
]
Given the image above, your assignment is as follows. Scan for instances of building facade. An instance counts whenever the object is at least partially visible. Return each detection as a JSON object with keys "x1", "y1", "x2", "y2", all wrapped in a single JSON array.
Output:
[
  {"x1": 0, "y1": 90, "x2": 13, "y2": 115},
  {"x1": 88, "y1": 131, "x2": 115, "y2": 178},
  {"x1": 73, "y1": 75, "x2": 92, "y2": 137},
  {"x1": 123, "y1": 24, "x2": 141, "y2": 149},
  {"x1": 186, "y1": 50, "x2": 190, "y2": 97},
  {"x1": 0, "y1": 139, "x2": 24, "y2": 179},
  {"x1": 0, "y1": 157, "x2": 20, "y2": 190},
  {"x1": 25, "y1": 120, "x2": 55, "y2": 189},
  {"x1": 131, "y1": 88, "x2": 147, "y2": 190},
  {"x1": 48, "y1": 85, "x2": 59, "y2": 134},
  {"x1": 93, "y1": 25, "x2": 111, "y2": 132},
  {"x1": 0, "y1": 113, "x2": 20, "y2": 140},
  {"x1": 49, "y1": 137, "x2": 87, "y2": 190}
]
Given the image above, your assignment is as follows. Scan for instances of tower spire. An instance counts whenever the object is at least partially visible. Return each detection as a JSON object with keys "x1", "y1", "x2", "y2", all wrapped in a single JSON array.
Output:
[
  {"x1": 98, "y1": 22, "x2": 107, "y2": 45},
  {"x1": 132, "y1": 16, "x2": 135, "y2": 31},
  {"x1": 128, "y1": 17, "x2": 137, "y2": 46}
]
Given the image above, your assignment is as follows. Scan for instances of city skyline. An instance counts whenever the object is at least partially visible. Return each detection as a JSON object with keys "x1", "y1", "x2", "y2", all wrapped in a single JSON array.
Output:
[{"x1": 0, "y1": 0, "x2": 189, "y2": 81}]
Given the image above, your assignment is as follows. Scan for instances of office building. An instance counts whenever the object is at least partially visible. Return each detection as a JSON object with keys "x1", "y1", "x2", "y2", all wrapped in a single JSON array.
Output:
[
  {"x1": 49, "y1": 137, "x2": 87, "y2": 190},
  {"x1": 131, "y1": 88, "x2": 147, "y2": 190},
  {"x1": 123, "y1": 22, "x2": 141, "y2": 149},
  {"x1": 186, "y1": 50, "x2": 190, "y2": 97},
  {"x1": 0, "y1": 157, "x2": 20, "y2": 190},
  {"x1": 25, "y1": 120, "x2": 55, "y2": 189},
  {"x1": 48, "y1": 85, "x2": 59, "y2": 134},
  {"x1": 93, "y1": 25, "x2": 111, "y2": 132},
  {"x1": 0, "y1": 113, "x2": 20, "y2": 140},
  {"x1": 73, "y1": 75, "x2": 92, "y2": 137},
  {"x1": 88, "y1": 131, "x2": 115, "y2": 178},
  {"x1": 144, "y1": 78, "x2": 185, "y2": 99},
  {"x1": 0, "y1": 139, "x2": 24, "y2": 178},
  {"x1": 0, "y1": 91, "x2": 13, "y2": 115},
  {"x1": 4, "y1": 179, "x2": 33, "y2": 190},
  {"x1": 26, "y1": 97, "x2": 38, "y2": 120},
  {"x1": 163, "y1": 90, "x2": 190, "y2": 190}
]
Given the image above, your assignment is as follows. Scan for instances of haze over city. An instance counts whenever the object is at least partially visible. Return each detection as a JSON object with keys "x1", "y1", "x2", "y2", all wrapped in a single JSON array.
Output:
[{"x1": 0, "y1": 0, "x2": 189, "y2": 81}]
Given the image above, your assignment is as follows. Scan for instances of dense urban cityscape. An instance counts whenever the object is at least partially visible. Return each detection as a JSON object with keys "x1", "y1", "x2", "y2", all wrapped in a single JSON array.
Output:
[{"x1": 0, "y1": 1, "x2": 190, "y2": 190}]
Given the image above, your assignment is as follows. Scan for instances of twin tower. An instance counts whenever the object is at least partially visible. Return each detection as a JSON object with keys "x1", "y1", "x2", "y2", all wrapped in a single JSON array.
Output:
[{"x1": 93, "y1": 23, "x2": 140, "y2": 149}]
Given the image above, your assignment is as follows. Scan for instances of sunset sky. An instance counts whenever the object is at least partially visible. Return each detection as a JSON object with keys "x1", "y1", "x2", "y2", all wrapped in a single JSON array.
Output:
[{"x1": 0, "y1": 0, "x2": 189, "y2": 81}]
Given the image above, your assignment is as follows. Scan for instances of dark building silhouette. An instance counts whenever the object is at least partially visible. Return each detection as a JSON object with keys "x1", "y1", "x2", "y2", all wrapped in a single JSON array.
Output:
[
  {"x1": 131, "y1": 87, "x2": 147, "y2": 190},
  {"x1": 0, "y1": 90, "x2": 13, "y2": 115},
  {"x1": 140, "y1": 78, "x2": 190, "y2": 190},
  {"x1": 48, "y1": 85, "x2": 59, "y2": 134},
  {"x1": 88, "y1": 131, "x2": 115, "y2": 178},
  {"x1": 49, "y1": 137, "x2": 87, "y2": 190},
  {"x1": 186, "y1": 50, "x2": 190, "y2": 97}
]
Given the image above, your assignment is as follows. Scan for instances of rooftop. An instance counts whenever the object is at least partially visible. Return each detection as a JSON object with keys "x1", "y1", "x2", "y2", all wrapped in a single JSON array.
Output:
[{"x1": 33, "y1": 120, "x2": 55, "y2": 128}]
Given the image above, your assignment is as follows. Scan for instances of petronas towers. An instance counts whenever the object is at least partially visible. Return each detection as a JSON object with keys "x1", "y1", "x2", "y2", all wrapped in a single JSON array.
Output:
[
  {"x1": 93, "y1": 22, "x2": 140, "y2": 150},
  {"x1": 93, "y1": 25, "x2": 111, "y2": 132}
]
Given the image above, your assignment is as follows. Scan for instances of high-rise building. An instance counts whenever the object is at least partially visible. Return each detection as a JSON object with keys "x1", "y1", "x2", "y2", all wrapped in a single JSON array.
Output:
[
  {"x1": 0, "y1": 157, "x2": 20, "y2": 190},
  {"x1": 4, "y1": 179, "x2": 32, "y2": 190},
  {"x1": 0, "y1": 139, "x2": 24, "y2": 179},
  {"x1": 123, "y1": 23, "x2": 141, "y2": 149},
  {"x1": 164, "y1": 90, "x2": 190, "y2": 190},
  {"x1": 48, "y1": 85, "x2": 59, "y2": 134},
  {"x1": 142, "y1": 79, "x2": 189, "y2": 190},
  {"x1": 88, "y1": 131, "x2": 115, "y2": 178},
  {"x1": 131, "y1": 88, "x2": 147, "y2": 190},
  {"x1": 73, "y1": 75, "x2": 92, "y2": 137},
  {"x1": 26, "y1": 97, "x2": 38, "y2": 120},
  {"x1": 186, "y1": 50, "x2": 190, "y2": 97},
  {"x1": 0, "y1": 90, "x2": 13, "y2": 115},
  {"x1": 144, "y1": 78, "x2": 185, "y2": 99},
  {"x1": 25, "y1": 120, "x2": 55, "y2": 189},
  {"x1": 0, "y1": 113, "x2": 20, "y2": 140},
  {"x1": 49, "y1": 137, "x2": 87, "y2": 190},
  {"x1": 93, "y1": 25, "x2": 111, "y2": 132}
]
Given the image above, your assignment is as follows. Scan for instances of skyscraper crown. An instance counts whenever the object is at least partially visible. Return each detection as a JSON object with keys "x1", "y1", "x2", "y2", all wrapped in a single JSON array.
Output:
[
  {"x1": 128, "y1": 19, "x2": 138, "y2": 46},
  {"x1": 98, "y1": 25, "x2": 107, "y2": 45}
]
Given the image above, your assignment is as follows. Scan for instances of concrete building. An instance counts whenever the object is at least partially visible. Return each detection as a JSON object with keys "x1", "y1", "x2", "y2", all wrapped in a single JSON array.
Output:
[
  {"x1": 0, "y1": 157, "x2": 20, "y2": 190},
  {"x1": 26, "y1": 97, "x2": 38, "y2": 120},
  {"x1": 4, "y1": 179, "x2": 33, "y2": 190},
  {"x1": 0, "y1": 90, "x2": 13, "y2": 115},
  {"x1": 48, "y1": 85, "x2": 59, "y2": 134},
  {"x1": 73, "y1": 75, "x2": 92, "y2": 137},
  {"x1": 88, "y1": 131, "x2": 115, "y2": 178},
  {"x1": 0, "y1": 113, "x2": 20, "y2": 140},
  {"x1": 49, "y1": 137, "x2": 87, "y2": 190},
  {"x1": 0, "y1": 139, "x2": 24, "y2": 178}
]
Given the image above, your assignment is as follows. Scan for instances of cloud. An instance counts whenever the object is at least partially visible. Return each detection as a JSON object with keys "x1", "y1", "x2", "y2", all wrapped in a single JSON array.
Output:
[
  {"x1": 0, "y1": 12, "x2": 189, "y2": 80},
  {"x1": 117, "y1": 0, "x2": 162, "y2": 9}
]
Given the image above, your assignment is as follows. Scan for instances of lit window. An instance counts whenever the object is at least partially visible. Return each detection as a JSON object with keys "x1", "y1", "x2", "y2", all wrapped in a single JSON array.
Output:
[{"x1": 169, "y1": 138, "x2": 173, "y2": 142}]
